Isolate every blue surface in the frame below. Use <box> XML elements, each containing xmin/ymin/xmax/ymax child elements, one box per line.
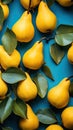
<box><xmin>0</xmin><ymin>0</ymin><xmax>73</xmax><ymax>130</ymax></box>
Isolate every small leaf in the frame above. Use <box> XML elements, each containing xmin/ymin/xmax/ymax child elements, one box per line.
<box><xmin>2</xmin><ymin>67</ymin><xmax>26</xmax><ymax>84</ymax></box>
<box><xmin>55</xmin><ymin>24</ymin><xmax>73</xmax><ymax>46</ymax></box>
<box><xmin>36</xmin><ymin>108</ymin><xmax>57</xmax><ymax>125</ymax></box>
<box><xmin>46</xmin><ymin>0</ymin><xmax>55</xmax><ymax>7</ymax></box>
<box><xmin>0</xmin><ymin>97</ymin><xmax>13</xmax><ymax>123</ymax></box>
<box><xmin>42</xmin><ymin>65</ymin><xmax>54</xmax><ymax>80</ymax></box>
<box><xmin>1</xmin><ymin>0</ymin><xmax>13</xmax><ymax>4</ymax></box>
<box><xmin>13</xmin><ymin>98</ymin><xmax>27</xmax><ymax>119</ymax></box>
<box><xmin>50</xmin><ymin>43</ymin><xmax>65</xmax><ymax>64</ymax></box>
<box><xmin>0</xmin><ymin>6</ymin><xmax>4</xmax><ymax>31</ymax></box>
<box><xmin>33</xmin><ymin>73</ymin><xmax>48</xmax><ymax>98</ymax></box>
<box><xmin>2</xmin><ymin>28</ymin><xmax>17</xmax><ymax>55</ymax></box>
<box><xmin>2</xmin><ymin>127</ymin><xmax>13</xmax><ymax>130</ymax></box>
<box><xmin>69</xmin><ymin>82</ymin><xmax>73</xmax><ymax>97</ymax></box>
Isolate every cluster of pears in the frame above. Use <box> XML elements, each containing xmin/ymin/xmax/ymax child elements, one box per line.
<box><xmin>12</xmin><ymin>0</ymin><xmax>57</xmax><ymax>42</ymax></box>
<box><xmin>0</xmin><ymin>45</ymin><xmax>21</xmax><ymax>70</ymax></box>
<box><xmin>0</xmin><ymin>1</ymin><xmax>9</xmax><ymax>31</ymax></box>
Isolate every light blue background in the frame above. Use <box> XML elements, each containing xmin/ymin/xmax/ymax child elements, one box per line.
<box><xmin>0</xmin><ymin>0</ymin><xmax>73</xmax><ymax>130</ymax></box>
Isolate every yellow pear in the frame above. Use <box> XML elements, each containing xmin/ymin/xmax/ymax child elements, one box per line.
<box><xmin>0</xmin><ymin>2</ymin><xmax>9</xmax><ymax>31</ymax></box>
<box><xmin>0</xmin><ymin>2</ymin><xmax>9</xmax><ymax>19</ymax></box>
<box><xmin>17</xmin><ymin>72</ymin><xmax>37</xmax><ymax>101</ymax></box>
<box><xmin>19</xmin><ymin>104</ymin><xmax>39</xmax><ymax>130</ymax></box>
<box><xmin>46</xmin><ymin>124</ymin><xmax>64</xmax><ymax>130</ymax></box>
<box><xmin>56</xmin><ymin>0</ymin><xmax>73</xmax><ymax>7</ymax></box>
<box><xmin>61</xmin><ymin>107</ymin><xmax>73</xmax><ymax>129</ymax></box>
<box><xmin>20</xmin><ymin>0</ymin><xmax>40</xmax><ymax>9</ymax></box>
<box><xmin>47</xmin><ymin>78</ymin><xmax>70</xmax><ymax>109</ymax></box>
<box><xmin>36</xmin><ymin>1</ymin><xmax>57</xmax><ymax>33</ymax></box>
<box><xmin>67</xmin><ymin>43</ymin><xmax>73</xmax><ymax>64</ymax></box>
<box><xmin>22</xmin><ymin>41</ymin><xmax>44</xmax><ymax>70</ymax></box>
<box><xmin>0</xmin><ymin>71</ymin><xmax>8</xmax><ymax>99</ymax></box>
<box><xmin>12</xmin><ymin>11</ymin><xmax>35</xmax><ymax>42</ymax></box>
<box><xmin>0</xmin><ymin>45</ymin><xmax>21</xmax><ymax>70</ymax></box>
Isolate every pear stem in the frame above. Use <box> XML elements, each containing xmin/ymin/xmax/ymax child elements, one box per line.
<box><xmin>38</xmin><ymin>37</ymin><xmax>54</xmax><ymax>43</ymax></box>
<box><xmin>27</xmin><ymin>0</ymin><xmax>32</xmax><ymax>14</ymax></box>
<box><xmin>66</xmin><ymin>75</ymin><xmax>73</xmax><ymax>81</ymax></box>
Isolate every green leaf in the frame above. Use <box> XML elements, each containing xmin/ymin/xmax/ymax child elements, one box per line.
<box><xmin>0</xmin><ymin>6</ymin><xmax>4</xmax><ymax>31</ymax></box>
<box><xmin>42</xmin><ymin>65</ymin><xmax>54</xmax><ymax>80</ymax></box>
<box><xmin>0</xmin><ymin>97</ymin><xmax>13</xmax><ymax>123</ymax></box>
<box><xmin>1</xmin><ymin>0</ymin><xmax>13</xmax><ymax>4</ymax></box>
<box><xmin>46</xmin><ymin>0</ymin><xmax>55</xmax><ymax>7</ymax></box>
<box><xmin>36</xmin><ymin>108</ymin><xmax>57</xmax><ymax>125</ymax></box>
<box><xmin>2</xmin><ymin>67</ymin><xmax>26</xmax><ymax>84</ymax></box>
<box><xmin>50</xmin><ymin>43</ymin><xmax>65</xmax><ymax>64</ymax></box>
<box><xmin>2</xmin><ymin>28</ymin><xmax>17</xmax><ymax>55</ymax></box>
<box><xmin>69</xmin><ymin>82</ymin><xmax>73</xmax><ymax>97</ymax></box>
<box><xmin>33</xmin><ymin>73</ymin><xmax>48</xmax><ymax>98</ymax></box>
<box><xmin>2</xmin><ymin>127</ymin><xmax>13</xmax><ymax>130</ymax></box>
<box><xmin>13</xmin><ymin>98</ymin><xmax>27</xmax><ymax>119</ymax></box>
<box><xmin>55</xmin><ymin>24</ymin><xmax>73</xmax><ymax>46</ymax></box>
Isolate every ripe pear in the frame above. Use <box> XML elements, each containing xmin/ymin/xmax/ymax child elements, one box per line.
<box><xmin>0</xmin><ymin>71</ymin><xmax>8</xmax><ymax>99</ymax></box>
<box><xmin>17</xmin><ymin>72</ymin><xmax>37</xmax><ymax>101</ymax></box>
<box><xmin>19</xmin><ymin>104</ymin><xmax>39</xmax><ymax>130</ymax></box>
<box><xmin>0</xmin><ymin>45</ymin><xmax>21</xmax><ymax>70</ymax></box>
<box><xmin>20</xmin><ymin>0</ymin><xmax>40</xmax><ymax>9</ymax></box>
<box><xmin>67</xmin><ymin>43</ymin><xmax>73</xmax><ymax>64</ymax></box>
<box><xmin>47</xmin><ymin>78</ymin><xmax>70</xmax><ymax>109</ymax></box>
<box><xmin>22</xmin><ymin>41</ymin><xmax>44</xmax><ymax>70</ymax></box>
<box><xmin>36</xmin><ymin>1</ymin><xmax>57</xmax><ymax>33</ymax></box>
<box><xmin>12</xmin><ymin>11</ymin><xmax>35</xmax><ymax>42</ymax></box>
<box><xmin>56</xmin><ymin>0</ymin><xmax>73</xmax><ymax>7</ymax></box>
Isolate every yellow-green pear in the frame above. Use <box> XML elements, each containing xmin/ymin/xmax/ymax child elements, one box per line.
<box><xmin>12</xmin><ymin>11</ymin><xmax>35</xmax><ymax>43</ymax></box>
<box><xmin>19</xmin><ymin>104</ymin><xmax>39</xmax><ymax>130</ymax></box>
<box><xmin>22</xmin><ymin>41</ymin><xmax>44</xmax><ymax>70</ymax></box>
<box><xmin>36</xmin><ymin>1</ymin><xmax>57</xmax><ymax>33</ymax></box>
<box><xmin>20</xmin><ymin>0</ymin><xmax>41</xmax><ymax>9</ymax></box>
<box><xmin>47</xmin><ymin>78</ymin><xmax>70</xmax><ymax>109</ymax></box>
<box><xmin>56</xmin><ymin>0</ymin><xmax>73</xmax><ymax>7</ymax></box>
<box><xmin>17</xmin><ymin>72</ymin><xmax>37</xmax><ymax>101</ymax></box>
<box><xmin>67</xmin><ymin>43</ymin><xmax>73</xmax><ymax>64</ymax></box>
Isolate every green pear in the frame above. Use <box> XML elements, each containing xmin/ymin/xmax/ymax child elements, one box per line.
<box><xmin>22</xmin><ymin>41</ymin><xmax>44</xmax><ymax>70</ymax></box>
<box><xmin>47</xmin><ymin>78</ymin><xmax>70</xmax><ymax>109</ymax></box>
<box><xmin>12</xmin><ymin>11</ymin><xmax>35</xmax><ymax>42</ymax></box>
<box><xmin>36</xmin><ymin>1</ymin><xmax>57</xmax><ymax>33</ymax></box>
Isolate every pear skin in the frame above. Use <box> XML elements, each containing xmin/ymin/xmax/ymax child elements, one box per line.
<box><xmin>12</xmin><ymin>11</ymin><xmax>35</xmax><ymax>42</ymax></box>
<box><xmin>47</xmin><ymin>78</ymin><xmax>70</xmax><ymax>109</ymax></box>
<box><xmin>17</xmin><ymin>72</ymin><xmax>37</xmax><ymax>101</ymax></box>
<box><xmin>67</xmin><ymin>43</ymin><xmax>73</xmax><ymax>64</ymax></box>
<box><xmin>0</xmin><ymin>2</ymin><xmax>9</xmax><ymax>19</ymax></box>
<box><xmin>56</xmin><ymin>0</ymin><xmax>73</xmax><ymax>7</ymax></box>
<box><xmin>36</xmin><ymin>1</ymin><xmax>57</xmax><ymax>33</ymax></box>
<box><xmin>19</xmin><ymin>104</ymin><xmax>39</xmax><ymax>130</ymax></box>
<box><xmin>0</xmin><ymin>45</ymin><xmax>21</xmax><ymax>70</ymax></box>
<box><xmin>0</xmin><ymin>71</ymin><xmax>8</xmax><ymax>98</ymax></box>
<box><xmin>22</xmin><ymin>41</ymin><xmax>44</xmax><ymax>70</ymax></box>
<box><xmin>20</xmin><ymin>0</ymin><xmax>40</xmax><ymax>9</ymax></box>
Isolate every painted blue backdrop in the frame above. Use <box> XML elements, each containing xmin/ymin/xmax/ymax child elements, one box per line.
<box><xmin>0</xmin><ymin>0</ymin><xmax>73</xmax><ymax>130</ymax></box>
